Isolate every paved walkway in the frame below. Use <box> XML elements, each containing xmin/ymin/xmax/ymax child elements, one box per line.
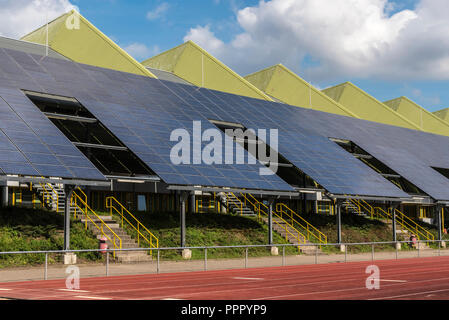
<box><xmin>1</xmin><ymin>247</ymin><xmax>448</xmax><ymax>283</ymax></box>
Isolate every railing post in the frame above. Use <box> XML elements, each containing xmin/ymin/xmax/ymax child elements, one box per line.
<box><xmin>204</xmin><ymin>248</ymin><xmax>207</xmax><ymax>271</ymax></box>
<box><xmin>157</xmin><ymin>249</ymin><xmax>160</xmax><ymax>274</ymax></box>
<box><xmin>282</xmin><ymin>246</ymin><xmax>285</xmax><ymax>266</ymax></box>
<box><xmin>396</xmin><ymin>241</ymin><xmax>399</xmax><ymax>260</ymax></box>
<box><xmin>392</xmin><ymin>207</ymin><xmax>397</xmax><ymax>243</ymax></box>
<box><xmin>44</xmin><ymin>253</ymin><xmax>48</xmax><ymax>280</ymax></box>
<box><xmin>106</xmin><ymin>252</ymin><xmax>109</xmax><ymax>277</ymax></box>
<box><xmin>245</xmin><ymin>247</ymin><xmax>248</xmax><ymax>269</ymax></box>
<box><xmin>372</xmin><ymin>244</ymin><xmax>375</xmax><ymax>261</ymax></box>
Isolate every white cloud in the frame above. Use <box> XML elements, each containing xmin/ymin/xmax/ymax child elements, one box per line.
<box><xmin>0</xmin><ymin>0</ymin><xmax>76</xmax><ymax>39</ymax></box>
<box><xmin>123</xmin><ymin>42</ymin><xmax>160</xmax><ymax>61</ymax></box>
<box><xmin>146</xmin><ymin>2</ymin><xmax>170</xmax><ymax>21</ymax></box>
<box><xmin>183</xmin><ymin>0</ymin><xmax>449</xmax><ymax>81</ymax></box>
<box><xmin>184</xmin><ymin>25</ymin><xmax>224</xmax><ymax>53</ymax></box>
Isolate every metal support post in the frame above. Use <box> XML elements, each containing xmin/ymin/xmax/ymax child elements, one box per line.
<box><xmin>180</xmin><ymin>192</ymin><xmax>188</xmax><ymax>248</ymax></box>
<box><xmin>336</xmin><ymin>200</ymin><xmax>342</xmax><ymax>244</ymax></box>
<box><xmin>63</xmin><ymin>185</ymin><xmax>75</xmax><ymax>251</ymax></box>
<box><xmin>268</xmin><ymin>198</ymin><xmax>274</xmax><ymax>245</ymax></box>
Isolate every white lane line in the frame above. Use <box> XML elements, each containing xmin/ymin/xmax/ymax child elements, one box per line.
<box><xmin>162</xmin><ymin>298</ymin><xmax>185</xmax><ymax>300</ymax></box>
<box><xmin>370</xmin><ymin>288</ymin><xmax>449</xmax><ymax>300</ymax></box>
<box><xmin>232</xmin><ymin>277</ymin><xmax>264</xmax><ymax>281</ymax></box>
<box><xmin>379</xmin><ymin>280</ymin><xmax>407</xmax><ymax>283</ymax></box>
<box><xmin>58</xmin><ymin>289</ymin><xmax>90</xmax><ymax>293</ymax></box>
<box><xmin>0</xmin><ymin>289</ymin><xmax>12</xmax><ymax>291</ymax></box>
<box><xmin>74</xmin><ymin>296</ymin><xmax>112</xmax><ymax>300</ymax></box>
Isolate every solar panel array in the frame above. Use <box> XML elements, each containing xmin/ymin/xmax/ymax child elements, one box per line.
<box><xmin>156</xmin><ymin>81</ymin><xmax>409</xmax><ymax>198</ymax></box>
<box><xmin>73</xmin><ymin>68</ymin><xmax>292</xmax><ymax>192</ymax></box>
<box><xmin>3</xmin><ymin>45</ymin><xmax>449</xmax><ymax>199</ymax></box>
<box><xmin>0</xmin><ymin>49</ymin><xmax>105</xmax><ymax>181</ymax></box>
<box><xmin>0</xmin><ymin>47</ymin><xmax>293</xmax><ymax>192</ymax></box>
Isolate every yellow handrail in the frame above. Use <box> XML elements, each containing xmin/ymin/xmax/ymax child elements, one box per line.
<box><xmin>71</xmin><ymin>191</ymin><xmax>122</xmax><ymax>258</ymax></box>
<box><xmin>350</xmin><ymin>199</ymin><xmax>434</xmax><ymax>242</ymax></box>
<box><xmin>196</xmin><ymin>197</ymin><xmax>215</xmax><ymax>213</ymax></box>
<box><xmin>348</xmin><ymin>198</ymin><xmax>374</xmax><ymax>218</ymax></box>
<box><xmin>72</xmin><ymin>187</ymin><xmax>88</xmax><ymax>218</ymax></box>
<box><xmin>241</xmin><ymin>193</ymin><xmax>306</xmax><ymax>249</ymax></box>
<box><xmin>393</xmin><ymin>208</ymin><xmax>434</xmax><ymax>241</ymax></box>
<box><xmin>276</xmin><ymin>203</ymin><xmax>327</xmax><ymax>244</ymax></box>
<box><xmin>106</xmin><ymin>196</ymin><xmax>159</xmax><ymax>253</ymax></box>
<box><xmin>38</xmin><ymin>183</ymin><xmax>58</xmax><ymax>211</ymax></box>
<box><xmin>223</xmin><ymin>192</ymin><xmax>243</xmax><ymax>215</ymax></box>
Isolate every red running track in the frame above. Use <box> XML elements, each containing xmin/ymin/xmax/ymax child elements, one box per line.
<box><xmin>1</xmin><ymin>256</ymin><xmax>449</xmax><ymax>300</ymax></box>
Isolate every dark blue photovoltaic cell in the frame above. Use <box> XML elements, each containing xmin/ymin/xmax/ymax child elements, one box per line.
<box><xmin>3</xmin><ymin>45</ymin><xmax>449</xmax><ymax>197</ymax></box>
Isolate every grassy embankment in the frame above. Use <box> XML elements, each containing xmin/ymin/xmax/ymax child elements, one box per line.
<box><xmin>0</xmin><ymin>207</ymin><xmax>101</xmax><ymax>268</ymax></box>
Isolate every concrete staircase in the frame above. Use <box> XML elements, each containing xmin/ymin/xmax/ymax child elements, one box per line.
<box><xmin>342</xmin><ymin>200</ymin><xmax>368</xmax><ymax>217</ymax></box>
<box><xmin>345</xmin><ymin>200</ymin><xmax>431</xmax><ymax>250</ymax></box>
<box><xmin>79</xmin><ymin>215</ymin><xmax>153</xmax><ymax>263</ymax></box>
<box><xmin>33</xmin><ymin>183</ymin><xmax>154</xmax><ymax>262</ymax></box>
<box><xmin>33</xmin><ymin>183</ymin><xmax>75</xmax><ymax>213</ymax></box>
<box><xmin>380</xmin><ymin>218</ymin><xmax>430</xmax><ymax>250</ymax></box>
<box><xmin>219</xmin><ymin>193</ymin><xmax>256</xmax><ymax>216</ymax></box>
<box><xmin>262</xmin><ymin>217</ymin><xmax>320</xmax><ymax>255</ymax></box>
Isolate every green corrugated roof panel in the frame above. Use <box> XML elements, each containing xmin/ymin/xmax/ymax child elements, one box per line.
<box><xmin>21</xmin><ymin>10</ymin><xmax>156</xmax><ymax>78</ymax></box>
<box><xmin>322</xmin><ymin>82</ymin><xmax>421</xmax><ymax>130</ymax></box>
<box><xmin>434</xmin><ymin>108</ymin><xmax>449</xmax><ymax>123</ymax></box>
<box><xmin>0</xmin><ymin>36</ymin><xmax>69</xmax><ymax>60</ymax></box>
<box><xmin>384</xmin><ymin>97</ymin><xmax>449</xmax><ymax>136</ymax></box>
<box><xmin>141</xmin><ymin>41</ymin><xmax>273</xmax><ymax>101</ymax></box>
<box><xmin>245</xmin><ymin>64</ymin><xmax>358</xmax><ymax>117</ymax></box>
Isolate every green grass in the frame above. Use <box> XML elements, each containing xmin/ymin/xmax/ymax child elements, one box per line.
<box><xmin>1</xmin><ymin>205</ymin><xmax>444</xmax><ymax>267</ymax></box>
<box><xmin>291</xmin><ymin>213</ymin><xmax>405</xmax><ymax>254</ymax></box>
<box><xmin>0</xmin><ymin>207</ymin><xmax>101</xmax><ymax>268</ymax></box>
<box><xmin>104</xmin><ymin>210</ymin><xmax>299</xmax><ymax>260</ymax></box>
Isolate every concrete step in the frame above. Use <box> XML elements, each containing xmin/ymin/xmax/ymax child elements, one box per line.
<box><xmin>115</xmin><ymin>251</ymin><xmax>153</xmax><ymax>263</ymax></box>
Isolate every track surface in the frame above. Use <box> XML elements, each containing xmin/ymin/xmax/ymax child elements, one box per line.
<box><xmin>1</xmin><ymin>256</ymin><xmax>449</xmax><ymax>300</ymax></box>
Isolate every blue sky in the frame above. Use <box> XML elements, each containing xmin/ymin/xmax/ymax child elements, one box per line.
<box><xmin>2</xmin><ymin>0</ymin><xmax>448</xmax><ymax>112</ymax></box>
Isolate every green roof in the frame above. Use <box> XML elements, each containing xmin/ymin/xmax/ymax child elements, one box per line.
<box><xmin>141</xmin><ymin>41</ymin><xmax>272</xmax><ymax>101</ymax></box>
<box><xmin>322</xmin><ymin>82</ymin><xmax>421</xmax><ymax>130</ymax></box>
<box><xmin>433</xmin><ymin>108</ymin><xmax>449</xmax><ymax>123</ymax></box>
<box><xmin>245</xmin><ymin>64</ymin><xmax>358</xmax><ymax>117</ymax></box>
<box><xmin>21</xmin><ymin>10</ymin><xmax>155</xmax><ymax>78</ymax></box>
<box><xmin>384</xmin><ymin>97</ymin><xmax>449</xmax><ymax>136</ymax></box>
